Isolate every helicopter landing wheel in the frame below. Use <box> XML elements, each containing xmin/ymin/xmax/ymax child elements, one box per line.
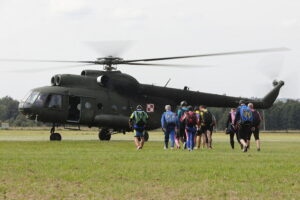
<box><xmin>99</xmin><ymin>129</ymin><xmax>111</xmax><ymax>141</ymax></box>
<box><xmin>144</xmin><ymin>131</ymin><xmax>149</xmax><ymax>142</ymax></box>
<box><xmin>50</xmin><ymin>133</ymin><xmax>62</xmax><ymax>141</ymax></box>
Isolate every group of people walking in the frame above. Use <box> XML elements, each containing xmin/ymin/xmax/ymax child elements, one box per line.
<box><xmin>225</xmin><ymin>100</ymin><xmax>262</xmax><ymax>152</ymax></box>
<box><xmin>129</xmin><ymin>100</ymin><xmax>262</xmax><ymax>152</ymax></box>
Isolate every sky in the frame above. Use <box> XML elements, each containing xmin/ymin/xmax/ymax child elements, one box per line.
<box><xmin>0</xmin><ymin>0</ymin><xmax>299</xmax><ymax>100</ymax></box>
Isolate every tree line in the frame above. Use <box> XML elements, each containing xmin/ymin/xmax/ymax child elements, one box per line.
<box><xmin>0</xmin><ymin>96</ymin><xmax>299</xmax><ymax>130</ymax></box>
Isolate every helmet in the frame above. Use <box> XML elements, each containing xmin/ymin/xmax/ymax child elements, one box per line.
<box><xmin>239</xmin><ymin>100</ymin><xmax>245</xmax><ymax>105</ymax></box>
<box><xmin>180</xmin><ymin>100</ymin><xmax>188</xmax><ymax>106</ymax></box>
<box><xmin>136</xmin><ymin>105</ymin><xmax>143</xmax><ymax>110</ymax></box>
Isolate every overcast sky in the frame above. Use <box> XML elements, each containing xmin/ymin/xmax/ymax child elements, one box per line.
<box><xmin>0</xmin><ymin>0</ymin><xmax>299</xmax><ymax>100</ymax></box>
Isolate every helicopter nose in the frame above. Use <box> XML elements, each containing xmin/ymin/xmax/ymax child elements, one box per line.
<box><xmin>18</xmin><ymin>102</ymin><xmax>34</xmax><ymax>117</ymax></box>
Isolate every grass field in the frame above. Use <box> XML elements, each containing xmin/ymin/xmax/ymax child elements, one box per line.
<box><xmin>0</xmin><ymin>129</ymin><xmax>300</xmax><ymax>200</ymax></box>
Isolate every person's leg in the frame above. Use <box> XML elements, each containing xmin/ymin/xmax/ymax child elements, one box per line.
<box><xmin>180</xmin><ymin>127</ymin><xmax>185</xmax><ymax>146</ymax></box>
<box><xmin>175</xmin><ymin>134</ymin><xmax>180</xmax><ymax>149</ymax></box>
<box><xmin>185</xmin><ymin>129</ymin><xmax>190</xmax><ymax>150</ymax></box>
<box><xmin>196</xmin><ymin>133</ymin><xmax>201</xmax><ymax>148</ymax></box>
<box><xmin>140</xmin><ymin>137</ymin><xmax>145</xmax><ymax>149</ymax></box>
<box><xmin>164</xmin><ymin>130</ymin><xmax>170</xmax><ymax>149</ymax></box>
<box><xmin>248</xmin><ymin>131</ymin><xmax>252</xmax><ymax>149</ymax></box>
<box><xmin>183</xmin><ymin>127</ymin><xmax>187</xmax><ymax>149</ymax></box>
<box><xmin>191</xmin><ymin>132</ymin><xmax>195</xmax><ymax>150</ymax></box>
<box><xmin>230</xmin><ymin>132</ymin><xmax>234</xmax><ymax>149</ymax></box>
<box><xmin>207</xmin><ymin>130</ymin><xmax>212</xmax><ymax>149</ymax></box>
<box><xmin>210</xmin><ymin>127</ymin><xmax>213</xmax><ymax>148</ymax></box>
<box><xmin>238</xmin><ymin>126</ymin><xmax>248</xmax><ymax>152</ymax></box>
<box><xmin>134</xmin><ymin>136</ymin><xmax>140</xmax><ymax>148</ymax></box>
<box><xmin>170</xmin><ymin>129</ymin><xmax>175</xmax><ymax>149</ymax></box>
<box><xmin>254</xmin><ymin>128</ymin><xmax>261</xmax><ymax>151</ymax></box>
<box><xmin>194</xmin><ymin>133</ymin><xmax>197</xmax><ymax>148</ymax></box>
<box><xmin>202</xmin><ymin>132</ymin><xmax>207</xmax><ymax>148</ymax></box>
<box><xmin>236</xmin><ymin>131</ymin><xmax>243</xmax><ymax>149</ymax></box>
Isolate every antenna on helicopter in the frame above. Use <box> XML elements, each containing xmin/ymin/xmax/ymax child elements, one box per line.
<box><xmin>164</xmin><ymin>78</ymin><xmax>171</xmax><ymax>87</ymax></box>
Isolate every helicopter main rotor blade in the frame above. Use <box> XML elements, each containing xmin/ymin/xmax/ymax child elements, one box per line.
<box><xmin>125</xmin><ymin>63</ymin><xmax>213</xmax><ymax>68</ymax></box>
<box><xmin>122</xmin><ymin>47</ymin><xmax>289</xmax><ymax>63</ymax></box>
<box><xmin>0</xmin><ymin>59</ymin><xmax>97</xmax><ymax>64</ymax></box>
<box><xmin>1</xmin><ymin>63</ymin><xmax>97</xmax><ymax>73</ymax></box>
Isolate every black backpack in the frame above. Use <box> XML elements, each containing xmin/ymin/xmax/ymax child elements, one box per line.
<box><xmin>201</xmin><ymin>110</ymin><xmax>213</xmax><ymax>126</ymax></box>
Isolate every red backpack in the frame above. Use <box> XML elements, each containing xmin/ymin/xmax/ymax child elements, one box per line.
<box><xmin>185</xmin><ymin>111</ymin><xmax>197</xmax><ymax>127</ymax></box>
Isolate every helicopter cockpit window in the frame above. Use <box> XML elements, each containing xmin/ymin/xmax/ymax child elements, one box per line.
<box><xmin>34</xmin><ymin>93</ymin><xmax>48</xmax><ymax>107</ymax></box>
<box><xmin>48</xmin><ymin>94</ymin><xmax>62</xmax><ymax>109</ymax></box>
<box><xmin>26</xmin><ymin>92</ymin><xmax>40</xmax><ymax>104</ymax></box>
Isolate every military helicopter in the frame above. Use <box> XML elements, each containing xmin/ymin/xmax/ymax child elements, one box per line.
<box><xmin>3</xmin><ymin>47</ymin><xmax>287</xmax><ymax>141</ymax></box>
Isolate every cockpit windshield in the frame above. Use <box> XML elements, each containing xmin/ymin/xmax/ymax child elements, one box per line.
<box><xmin>22</xmin><ymin>92</ymin><xmax>62</xmax><ymax>109</ymax></box>
<box><xmin>34</xmin><ymin>93</ymin><xmax>48</xmax><ymax>107</ymax></box>
<box><xmin>25</xmin><ymin>92</ymin><xmax>40</xmax><ymax>104</ymax></box>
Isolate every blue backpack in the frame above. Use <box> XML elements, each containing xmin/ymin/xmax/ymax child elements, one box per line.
<box><xmin>165</xmin><ymin>112</ymin><xmax>177</xmax><ymax>126</ymax></box>
<box><xmin>239</xmin><ymin>105</ymin><xmax>253</xmax><ymax>124</ymax></box>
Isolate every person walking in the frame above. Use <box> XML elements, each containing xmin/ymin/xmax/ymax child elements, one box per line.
<box><xmin>225</xmin><ymin>108</ymin><xmax>241</xmax><ymax>149</ymax></box>
<box><xmin>129</xmin><ymin>105</ymin><xmax>149</xmax><ymax>150</ymax></box>
<box><xmin>161</xmin><ymin>105</ymin><xmax>178</xmax><ymax>149</ymax></box>
<box><xmin>180</xmin><ymin>106</ymin><xmax>197</xmax><ymax>151</ymax></box>
<box><xmin>234</xmin><ymin>100</ymin><xmax>253</xmax><ymax>152</ymax></box>
<box><xmin>199</xmin><ymin>105</ymin><xmax>214</xmax><ymax>149</ymax></box>
<box><xmin>247</xmin><ymin>103</ymin><xmax>262</xmax><ymax>151</ymax></box>
<box><xmin>177</xmin><ymin>101</ymin><xmax>188</xmax><ymax>149</ymax></box>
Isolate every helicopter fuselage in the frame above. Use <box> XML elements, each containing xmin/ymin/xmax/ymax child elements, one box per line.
<box><xmin>18</xmin><ymin>70</ymin><xmax>284</xmax><ymax>133</ymax></box>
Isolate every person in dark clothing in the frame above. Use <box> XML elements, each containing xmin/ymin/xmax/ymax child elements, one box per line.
<box><xmin>225</xmin><ymin>108</ymin><xmax>242</xmax><ymax>149</ymax></box>
<box><xmin>234</xmin><ymin>100</ymin><xmax>253</xmax><ymax>152</ymax></box>
<box><xmin>247</xmin><ymin>103</ymin><xmax>262</xmax><ymax>151</ymax></box>
<box><xmin>177</xmin><ymin>101</ymin><xmax>188</xmax><ymax>149</ymax></box>
<box><xmin>180</xmin><ymin>106</ymin><xmax>197</xmax><ymax>151</ymax></box>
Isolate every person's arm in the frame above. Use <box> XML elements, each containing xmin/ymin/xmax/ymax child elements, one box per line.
<box><xmin>180</xmin><ymin>112</ymin><xmax>186</xmax><ymax>123</ymax></box>
<box><xmin>234</xmin><ymin>108</ymin><xmax>240</xmax><ymax>126</ymax></box>
<box><xmin>225</xmin><ymin>113</ymin><xmax>231</xmax><ymax>128</ymax></box>
<box><xmin>161</xmin><ymin>113</ymin><xmax>166</xmax><ymax>131</ymax></box>
<box><xmin>257</xmin><ymin>111</ymin><xmax>262</xmax><ymax>127</ymax></box>
<box><xmin>129</xmin><ymin>112</ymin><xmax>135</xmax><ymax>128</ymax></box>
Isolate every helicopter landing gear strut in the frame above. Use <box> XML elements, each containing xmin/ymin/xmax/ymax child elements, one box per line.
<box><xmin>99</xmin><ymin>128</ymin><xmax>111</xmax><ymax>141</ymax></box>
<box><xmin>50</xmin><ymin>124</ymin><xmax>62</xmax><ymax>141</ymax></box>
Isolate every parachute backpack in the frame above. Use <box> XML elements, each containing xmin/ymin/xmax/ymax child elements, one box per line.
<box><xmin>134</xmin><ymin>111</ymin><xmax>147</xmax><ymax>126</ymax></box>
<box><xmin>165</xmin><ymin>112</ymin><xmax>177</xmax><ymax>126</ymax></box>
<box><xmin>201</xmin><ymin>110</ymin><xmax>213</xmax><ymax>126</ymax></box>
<box><xmin>186</xmin><ymin>112</ymin><xmax>197</xmax><ymax>127</ymax></box>
<box><xmin>239</xmin><ymin>105</ymin><xmax>253</xmax><ymax>124</ymax></box>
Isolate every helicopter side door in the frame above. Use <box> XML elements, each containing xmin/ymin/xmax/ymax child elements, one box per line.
<box><xmin>80</xmin><ymin>97</ymin><xmax>96</xmax><ymax>125</ymax></box>
<box><xmin>67</xmin><ymin>96</ymin><xmax>81</xmax><ymax>123</ymax></box>
<box><xmin>67</xmin><ymin>96</ymin><xmax>96</xmax><ymax>125</ymax></box>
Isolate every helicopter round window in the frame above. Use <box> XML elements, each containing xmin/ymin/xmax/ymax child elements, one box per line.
<box><xmin>85</xmin><ymin>102</ymin><xmax>91</xmax><ymax>109</ymax></box>
<box><xmin>77</xmin><ymin>104</ymin><xmax>81</xmax><ymax>111</ymax></box>
<box><xmin>111</xmin><ymin>105</ymin><xmax>118</xmax><ymax>111</ymax></box>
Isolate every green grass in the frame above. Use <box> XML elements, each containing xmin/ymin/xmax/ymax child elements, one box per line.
<box><xmin>0</xmin><ymin>130</ymin><xmax>300</xmax><ymax>199</ymax></box>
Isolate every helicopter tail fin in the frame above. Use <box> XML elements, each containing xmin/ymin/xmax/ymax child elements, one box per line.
<box><xmin>260</xmin><ymin>80</ymin><xmax>285</xmax><ymax>108</ymax></box>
